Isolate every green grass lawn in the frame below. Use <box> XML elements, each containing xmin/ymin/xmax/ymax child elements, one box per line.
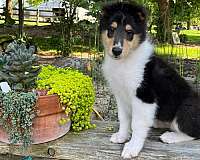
<box><xmin>180</xmin><ymin>30</ymin><xmax>200</xmax><ymax>43</ymax></box>
<box><xmin>155</xmin><ymin>44</ymin><xmax>200</xmax><ymax>59</ymax></box>
<box><xmin>23</xmin><ymin>35</ymin><xmax>200</xmax><ymax>60</ymax></box>
<box><xmin>0</xmin><ymin>19</ymin><xmax>50</xmax><ymax>26</ymax></box>
<box><xmin>23</xmin><ymin>21</ymin><xmax>51</xmax><ymax>26</ymax></box>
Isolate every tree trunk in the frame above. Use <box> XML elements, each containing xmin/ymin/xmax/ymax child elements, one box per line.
<box><xmin>157</xmin><ymin>0</ymin><xmax>172</xmax><ymax>43</ymax></box>
<box><xmin>5</xmin><ymin>0</ymin><xmax>15</xmax><ymax>25</ymax></box>
<box><xmin>18</xmin><ymin>0</ymin><xmax>24</xmax><ymax>38</ymax></box>
<box><xmin>187</xmin><ymin>20</ymin><xmax>191</xmax><ymax>30</ymax></box>
<box><xmin>60</xmin><ymin>1</ymin><xmax>79</xmax><ymax>57</ymax></box>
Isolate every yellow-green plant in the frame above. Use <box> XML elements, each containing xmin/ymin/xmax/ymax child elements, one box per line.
<box><xmin>36</xmin><ymin>65</ymin><xmax>95</xmax><ymax>131</ymax></box>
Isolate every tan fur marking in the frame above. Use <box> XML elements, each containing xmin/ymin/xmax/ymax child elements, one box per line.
<box><xmin>102</xmin><ymin>31</ymin><xmax>141</xmax><ymax>59</ymax></box>
<box><xmin>125</xmin><ymin>24</ymin><xmax>133</xmax><ymax>31</ymax></box>
<box><xmin>111</xmin><ymin>22</ymin><xmax>118</xmax><ymax>28</ymax></box>
<box><xmin>122</xmin><ymin>34</ymin><xmax>141</xmax><ymax>58</ymax></box>
<box><xmin>138</xmin><ymin>12</ymin><xmax>145</xmax><ymax>21</ymax></box>
<box><xmin>122</xmin><ymin>40</ymin><xmax>129</xmax><ymax>58</ymax></box>
<box><xmin>129</xmin><ymin>34</ymin><xmax>140</xmax><ymax>49</ymax></box>
<box><xmin>101</xmin><ymin>31</ymin><xmax>114</xmax><ymax>57</ymax></box>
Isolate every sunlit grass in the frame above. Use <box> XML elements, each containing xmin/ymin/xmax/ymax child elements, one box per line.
<box><xmin>155</xmin><ymin>44</ymin><xmax>200</xmax><ymax>59</ymax></box>
<box><xmin>0</xmin><ymin>20</ymin><xmax>4</xmax><ymax>24</ymax></box>
<box><xmin>180</xmin><ymin>30</ymin><xmax>200</xmax><ymax>43</ymax></box>
<box><xmin>0</xmin><ymin>19</ymin><xmax>50</xmax><ymax>26</ymax></box>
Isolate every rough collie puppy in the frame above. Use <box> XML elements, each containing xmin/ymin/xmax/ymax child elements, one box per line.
<box><xmin>100</xmin><ymin>2</ymin><xmax>200</xmax><ymax>159</ymax></box>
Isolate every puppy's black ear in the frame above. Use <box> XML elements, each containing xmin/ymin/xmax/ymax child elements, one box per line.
<box><xmin>137</xmin><ymin>10</ymin><xmax>146</xmax><ymax>22</ymax></box>
<box><xmin>122</xmin><ymin>2</ymin><xmax>147</xmax><ymax>23</ymax></box>
<box><xmin>100</xmin><ymin>3</ymin><xmax>113</xmax><ymax>19</ymax></box>
<box><xmin>135</xmin><ymin>5</ymin><xmax>147</xmax><ymax>23</ymax></box>
<box><xmin>100</xmin><ymin>4</ymin><xmax>113</xmax><ymax>32</ymax></box>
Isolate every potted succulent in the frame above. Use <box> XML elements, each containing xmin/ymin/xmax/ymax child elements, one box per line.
<box><xmin>0</xmin><ymin>40</ymin><xmax>40</xmax><ymax>90</ymax></box>
<box><xmin>0</xmin><ymin>90</ymin><xmax>37</xmax><ymax>148</ymax></box>
<box><xmin>0</xmin><ymin>40</ymin><xmax>96</xmax><ymax>148</ymax></box>
<box><xmin>0</xmin><ymin>40</ymin><xmax>44</xmax><ymax>147</ymax></box>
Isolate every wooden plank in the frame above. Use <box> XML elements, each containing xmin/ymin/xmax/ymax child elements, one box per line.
<box><xmin>0</xmin><ymin>121</ymin><xmax>200</xmax><ymax>160</ymax></box>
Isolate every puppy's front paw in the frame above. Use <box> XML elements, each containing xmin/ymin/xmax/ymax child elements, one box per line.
<box><xmin>121</xmin><ymin>142</ymin><xmax>141</xmax><ymax>159</ymax></box>
<box><xmin>110</xmin><ymin>132</ymin><xmax>129</xmax><ymax>144</ymax></box>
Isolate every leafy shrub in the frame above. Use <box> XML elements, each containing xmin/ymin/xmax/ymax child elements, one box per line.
<box><xmin>0</xmin><ymin>90</ymin><xmax>37</xmax><ymax>148</ymax></box>
<box><xmin>32</xmin><ymin>36</ymin><xmax>62</xmax><ymax>52</ymax></box>
<box><xmin>36</xmin><ymin>65</ymin><xmax>96</xmax><ymax>131</ymax></box>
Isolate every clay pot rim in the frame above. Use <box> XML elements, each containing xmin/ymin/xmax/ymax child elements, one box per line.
<box><xmin>34</xmin><ymin>89</ymin><xmax>58</xmax><ymax>98</ymax></box>
<box><xmin>37</xmin><ymin>94</ymin><xmax>58</xmax><ymax>99</ymax></box>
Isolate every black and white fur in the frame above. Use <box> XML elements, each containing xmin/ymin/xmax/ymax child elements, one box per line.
<box><xmin>100</xmin><ymin>2</ymin><xmax>200</xmax><ymax>159</ymax></box>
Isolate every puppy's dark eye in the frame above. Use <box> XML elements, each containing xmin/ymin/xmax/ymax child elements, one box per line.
<box><xmin>126</xmin><ymin>30</ymin><xmax>134</xmax><ymax>40</ymax></box>
<box><xmin>107</xmin><ymin>27</ymin><xmax>115</xmax><ymax>37</ymax></box>
<box><xmin>126</xmin><ymin>30</ymin><xmax>134</xmax><ymax>36</ymax></box>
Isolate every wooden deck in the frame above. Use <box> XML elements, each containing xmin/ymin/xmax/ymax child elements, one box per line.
<box><xmin>0</xmin><ymin>121</ymin><xmax>200</xmax><ymax>160</ymax></box>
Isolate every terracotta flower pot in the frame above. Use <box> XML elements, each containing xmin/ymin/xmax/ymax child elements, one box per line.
<box><xmin>0</xmin><ymin>94</ymin><xmax>71</xmax><ymax>144</ymax></box>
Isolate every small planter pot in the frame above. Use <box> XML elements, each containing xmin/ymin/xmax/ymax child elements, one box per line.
<box><xmin>0</xmin><ymin>93</ymin><xmax>71</xmax><ymax>144</ymax></box>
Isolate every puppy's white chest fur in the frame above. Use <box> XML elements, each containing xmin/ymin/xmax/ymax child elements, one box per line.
<box><xmin>103</xmin><ymin>40</ymin><xmax>153</xmax><ymax>103</ymax></box>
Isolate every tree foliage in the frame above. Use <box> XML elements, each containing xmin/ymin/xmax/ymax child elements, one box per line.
<box><xmin>26</xmin><ymin>0</ymin><xmax>44</xmax><ymax>6</ymax></box>
<box><xmin>59</xmin><ymin>0</ymin><xmax>90</xmax><ymax>56</ymax></box>
<box><xmin>172</xmin><ymin>0</ymin><xmax>200</xmax><ymax>21</ymax></box>
<box><xmin>6</xmin><ymin>0</ymin><xmax>199</xmax><ymax>45</ymax></box>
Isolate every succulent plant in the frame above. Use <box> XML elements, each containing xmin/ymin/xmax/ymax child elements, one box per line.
<box><xmin>0</xmin><ymin>54</ymin><xmax>7</xmax><ymax>70</ymax></box>
<box><xmin>0</xmin><ymin>90</ymin><xmax>37</xmax><ymax>148</ymax></box>
<box><xmin>0</xmin><ymin>41</ymin><xmax>41</xmax><ymax>91</ymax></box>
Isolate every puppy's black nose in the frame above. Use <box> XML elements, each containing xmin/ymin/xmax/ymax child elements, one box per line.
<box><xmin>112</xmin><ymin>47</ymin><xmax>122</xmax><ymax>56</ymax></box>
